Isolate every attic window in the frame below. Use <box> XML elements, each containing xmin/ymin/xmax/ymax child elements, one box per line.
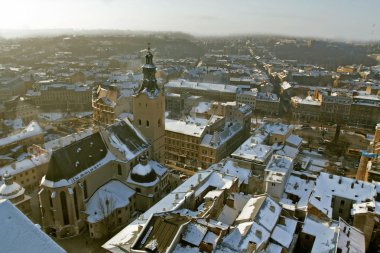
<box><xmin>255</xmin><ymin>230</ymin><xmax>262</xmax><ymax>239</ymax></box>
<box><xmin>269</xmin><ymin>205</ymin><xmax>275</xmax><ymax>212</ymax></box>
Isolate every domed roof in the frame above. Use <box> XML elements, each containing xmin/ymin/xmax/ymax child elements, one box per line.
<box><xmin>0</xmin><ymin>172</ymin><xmax>25</xmax><ymax>200</ymax></box>
<box><xmin>130</xmin><ymin>155</ymin><xmax>157</xmax><ymax>184</ymax></box>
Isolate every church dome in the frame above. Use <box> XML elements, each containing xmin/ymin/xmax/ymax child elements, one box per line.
<box><xmin>130</xmin><ymin>155</ymin><xmax>157</xmax><ymax>183</ymax></box>
<box><xmin>0</xmin><ymin>172</ymin><xmax>25</xmax><ymax>200</ymax></box>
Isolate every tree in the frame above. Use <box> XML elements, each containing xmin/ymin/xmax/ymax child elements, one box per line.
<box><xmin>97</xmin><ymin>193</ymin><xmax>116</xmax><ymax>237</ymax></box>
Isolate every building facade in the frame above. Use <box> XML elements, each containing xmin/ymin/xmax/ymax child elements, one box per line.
<box><xmin>38</xmin><ymin>120</ymin><xmax>170</xmax><ymax>239</ymax></box>
<box><xmin>133</xmin><ymin>46</ymin><xmax>165</xmax><ymax>163</ymax></box>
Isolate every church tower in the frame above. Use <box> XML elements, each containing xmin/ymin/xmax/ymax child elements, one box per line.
<box><xmin>133</xmin><ymin>44</ymin><xmax>165</xmax><ymax>163</ymax></box>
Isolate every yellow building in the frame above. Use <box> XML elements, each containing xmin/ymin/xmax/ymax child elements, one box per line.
<box><xmin>0</xmin><ymin>172</ymin><xmax>31</xmax><ymax>215</ymax></box>
<box><xmin>0</xmin><ymin>151</ymin><xmax>49</xmax><ymax>192</ymax></box>
<box><xmin>133</xmin><ymin>46</ymin><xmax>165</xmax><ymax>163</ymax></box>
<box><xmin>92</xmin><ymin>84</ymin><xmax>133</xmax><ymax>126</ymax></box>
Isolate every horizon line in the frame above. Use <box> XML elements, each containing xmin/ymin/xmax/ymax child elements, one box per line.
<box><xmin>0</xmin><ymin>28</ymin><xmax>379</xmax><ymax>44</ymax></box>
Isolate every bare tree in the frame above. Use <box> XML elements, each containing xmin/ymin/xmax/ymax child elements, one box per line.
<box><xmin>97</xmin><ymin>193</ymin><xmax>116</xmax><ymax>237</ymax></box>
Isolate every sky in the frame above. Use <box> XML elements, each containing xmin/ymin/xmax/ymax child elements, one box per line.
<box><xmin>0</xmin><ymin>0</ymin><xmax>379</xmax><ymax>41</ymax></box>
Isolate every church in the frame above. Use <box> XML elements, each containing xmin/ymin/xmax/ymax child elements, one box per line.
<box><xmin>39</xmin><ymin>46</ymin><xmax>169</xmax><ymax>239</ymax></box>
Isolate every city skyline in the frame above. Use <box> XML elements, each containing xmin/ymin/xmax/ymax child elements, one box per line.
<box><xmin>0</xmin><ymin>0</ymin><xmax>379</xmax><ymax>41</ymax></box>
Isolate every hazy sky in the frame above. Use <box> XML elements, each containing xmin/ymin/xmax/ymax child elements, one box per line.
<box><xmin>0</xmin><ymin>0</ymin><xmax>379</xmax><ymax>40</ymax></box>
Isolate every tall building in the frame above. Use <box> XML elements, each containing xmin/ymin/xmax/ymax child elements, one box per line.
<box><xmin>39</xmin><ymin>120</ymin><xmax>170</xmax><ymax>239</ymax></box>
<box><xmin>133</xmin><ymin>45</ymin><xmax>165</xmax><ymax>163</ymax></box>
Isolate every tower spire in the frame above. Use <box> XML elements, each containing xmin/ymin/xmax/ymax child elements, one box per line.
<box><xmin>138</xmin><ymin>43</ymin><xmax>159</xmax><ymax>95</ymax></box>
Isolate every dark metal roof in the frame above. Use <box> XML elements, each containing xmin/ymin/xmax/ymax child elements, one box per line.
<box><xmin>45</xmin><ymin>120</ymin><xmax>147</xmax><ymax>183</ymax></box>
<box><xmin>106</xmin><ymin>120</ymin><xmax>148</xmax><ymax>153</ymax></box>
<box><xmin>45</xmin><ymin>132</ymin><xmax>107</xmax><ymax>182</ymax></box>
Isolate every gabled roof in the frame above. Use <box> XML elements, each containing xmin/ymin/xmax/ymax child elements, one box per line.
<box><xmin>106</xmin><ymin>120</ymin><xmax>148</xmax><ymax>159</ymax></box>
<box><xmin>45</xmin><ymin>132</ymin><xmax>108</xmax><ymax>182</ymax></box>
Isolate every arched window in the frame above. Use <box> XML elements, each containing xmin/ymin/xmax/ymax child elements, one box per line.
<box><xmin>118</xmin><ymin>164</ymin><xmax>122</xmax><ymax>176</ymax></box>
<box><xmin>146</xmin><ymin>120</ymin><xmax>149</xmax><ymax>127</ymax></box>
<box><xmin>138</xmin><ymin>119</ymin><xmax>141</xmax><ymax>126</ymax></box>
<box><xmin>83</xmin><ymin>180</ymin><xmax>88</xmax><ymax>199</ymax></box>
<box><xmin>49</xmin><ymin>191</ymin><xmax>53</xmax><ymax>207</ymax></box>
<box><xmin>60</xmin><ymin>191</ymin><xmax>69</xmax><ymax>225</ymax></box>
<box><xmin>73</xmin><ymin>188</ymin><xmax>79</xmax><ymax>219</ymax></box>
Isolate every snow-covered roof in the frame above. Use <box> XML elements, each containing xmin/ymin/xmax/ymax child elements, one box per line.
<box><xmin>173</xmin><ymin>244</ymin><xmax>200</xmax><ymax>253</ymax></box>
<box><xmin>0</xmin><ymin>153</ymin><xmax>49</xmax><ymax>177</ymax></box>
<box><xmin>0</xmin><ymin>179</ymin><xmax>25</xmax><ymax>200</ymax></box>
<box><xmin>0</xmin><ymin>121</ymin><xmax>43</xmax><ymax>148</ymax></box>
<box><xmin>182</xmin><ymin>222</ymin><xmax>208</xmax><ymax>246</ymax></box>
<box><xmin>201</xmin><ymin>122</ymin><xmax>243</xmax><ymax>148</ymax></box>
<box><xmin>280</xmin><ymin>81</ymin><xmax>291</xmax><ymax>90</ymax></box>
<box><xmin>285</xmin><ymin>134</ymin><xmax>302</xmax><ymax>148</ymax></box>
<box><xmin>193</xmin><ymin>101</ymin><xmax>212</xmax><ymax>114</ymax></box>
<box><xmin>262</xmin><ymin>243</ymin><xmax>283</xmax><ymax>253</ymax></box>
<box><xmin>271</xmin><ymin>217</ymin><xmax>297</xmax><ymax>248</ymax></box>
<box><xmin>203</xmin><ymin>231</ymin><xmax>219</xmax><ymax>248</ymax></box>
<box><xmin>166</xmin><ymin>79</ymin><xmax>237</xmax><ymax>93</ymax></box>
<box><xmin>217</xmin><ymin>193</ymin><xmax>251</xmax><ymax>225</ymax></box>
<box><xmin>291</xmin><ymin>96</ymin><xmax>321</xmax><ymax>106</ymax></box>
<box><xmin>44</xmin><ymin>129</ymin><xmax>93</xmax><ymax>151</ymax></box>
<box><xmin>309</xmin><ymin>173</ymin><xmax>376</xmax><ymax>219</ymax></box>
<box><xmin>265</xmin><ymin>155</ymin><xmax>293</xmax><ymax>183</ymax></box>
<box><xmin>231</xmin><ymin>137</ymin><xmax>272</xmax><ymax>163</ymax></box>
<box><xmin>274</xmin><ymin>144</ymin><xmax>299</xmax><ymax>160</ymax></box>
<box><xmin>204</xmin><ymin>189</ymin><xmax>224</xmax><ymax>200</ymax></box>
<box><xmin>165</xmin><ymin>118</ymin><xmax>208</xmax><ymax>137</ymax></box>
<box><xmin>127</xmin><ymin>160</ymin><xmax>167</xmax><ymax>187</ymax></box>
<box><xmin>254</xmin><ymin>196</ymin><xmax>282</xmax><ymax>232</ymax></box>
<box><xmin>219</xmin><ymin>221</ymin><xmax>270</xmax><ymax>252</ymax></box>
<box><xmin>38</xmin><ymin>112</ymin><xmax>64</xmax><ymax>121</ymax></box>
<box><xmin>0</xmin><ymin>200</ymin><xmax>66</xmax><ymax>253</ymax></box>
<box><xmin>302</xmin><ymin>216</ymin><xmax>338</xmax><ymax>253</ymax></box>
<box><xmin>86</xmin><ymin>180</ymin><xmax>135</xmax><ymax>223</ymax></box>
<box><xmin>2</xmin><ymin>118</ymin><xmax>24</xmax><ymax>130</ymax></box>
<box><xmin>256</xmin><ymin>92</ymin><xmax>279</xmax><ymax>101</ymax></box>
<box><xmin>209</xmin><ymin>159</ymin><xmax>251</xmax><ymax>185</ymax></box>
<box><xmin>263</xmin><ymin>122</ymin><xmax>292</xmax><ymax>136</ymax></box>
<box><xmin>217</xmin><ymin>205</ymin><xmax>239</xmax><ymax>226</ymax></box>
<box><xmin>40</xmin><ymin>83</ymin><xmax>90</xmax><ymax>92</ymax></box>
<box><xmin>103</xmin><ymin>170</ymin><xmax>237</xmax><ymax>252</ymax></box>
<box><xmin>280</xmin><ymin>174</ymin><xmax>315</xmax><ymax>210</ymax></box>
<box><xmin>106</xmin><ymin>120</ymin><xmax>148</xmax><ymax>160</ymax></box>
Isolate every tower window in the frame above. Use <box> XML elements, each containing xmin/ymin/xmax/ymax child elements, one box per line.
<box><xmin>118</xmin><ymin>164</ymin><xmax>122</xmax><ymax>176</ymax></box>
<box><xmin>138</xmin><ymin>119</ymin><xmax>141</xmax><ymax>126</ymax></box>
<box><xmin>146</xmin><ymin>120</ymin><xmax>149</xmax><ymax>127</ymax></box>
<box><xmin>158</xmin><ymin>119</ymin><xmax>161</xmax><ymax>127</ymax></box>
<box><xmin>60</xmin><ymin>191</ymin><xmax>69</xmax><ymax>225</ymax></box>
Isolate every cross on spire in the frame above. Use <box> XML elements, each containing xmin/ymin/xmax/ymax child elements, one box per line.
<box><xmin>145</xmin><ymin>42</ymin><xmax>153</xmax><ymax>64</ymax></box>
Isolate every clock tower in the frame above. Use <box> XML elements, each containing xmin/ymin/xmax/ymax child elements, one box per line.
<box><xmin>133</xmin><ymin>44</ymin><xmax>165</xmax><ymax>163</ymax></box>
